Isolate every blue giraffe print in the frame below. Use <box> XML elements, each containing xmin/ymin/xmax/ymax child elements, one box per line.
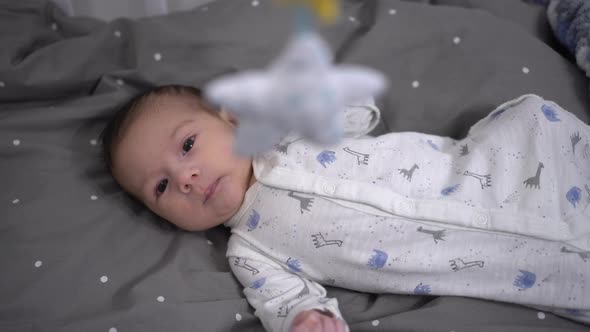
<box><xmin>427</xmin><ymin>140</ymin><xmax>440</xmax><ymax>151</ymax></box>
<box><xmin>249</xmin><ymin>277</ymin><xmax>266</xmax><ymax>289</ymax></box>
<box><xmin>287</xmin><ymin>258</ymin><xmax>302</xmax><ymax>273</ymax></box>
<box><xmin>247</xmin><ymin>209</ymin><xmax>260</xmax><ymax>231</ymax></box>
<box><xmin>441</xmin><ymin>184</ymin><xmax>460</xmax><ymax>196</ymax></box>
<box><xmin>566</xmin><ymin>186</ymin><xmax>582</xmax><ymax>208</ymax></box>
<box><xmin>414</xmin><ymin>283</ymin><xmax>432</xmax><ymax>295</ymax></box>
<box><xmin>513</xmin><ymin>270</ymin><xmax>536</xmax><ymax>290</ymax></box>
<box><xmin>541</xmin><ymin>105</ymin><xmax>561</xmax><ymax>122</ymax></box>
<box><xmin>489</xmin><ymin>108</ymin><xmax>506</xmax><ymax>121</ymax></box>
<box><xmin>317</xmin><ymin>150</ymin><xmax>336</xmax><ymax>168</ymax></box>
<box><xmin>367</xmin><ymin>249</ymin><xmax>388</xmax><ymax>269</ymax></box>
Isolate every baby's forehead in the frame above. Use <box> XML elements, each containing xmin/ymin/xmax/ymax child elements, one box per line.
<box><xmin>111</xmin><ymin>105</ymin><xmax>174</xmax><ymax>197</ymax></box>
<box><xmin>141</xmin><ymin>93</ymin><xmax>198</xmax><ymax>115</ymax></box>
<box><xmin>116</xmin><ymin>94</ymin><xmax>210</xmax><ymax>155</ymax></box>
<box><xmin>125</xmin><ymin>94</ymin><xmax>197</xmax><ymax>128</ymax></box>
<box><xmin>107</xmin><ymin>88</ymin><xmax>209</xmax><ymax>194</ymax></box>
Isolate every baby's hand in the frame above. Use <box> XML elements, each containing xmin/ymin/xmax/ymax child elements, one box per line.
<box><xmin>290</xmin><ymin>309</ymin><xmax>347</xmax><ymax>332</ymax></box>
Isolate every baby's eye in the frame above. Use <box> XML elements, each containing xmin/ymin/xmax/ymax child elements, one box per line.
<box><xmin>156</xmin><ymin>179</ymin><xmax>168</xmax><ymax>196</ymax></box>
<box><xmin>182</xmin><ymin>135</ymin><xmax>196</xmax><ymax>156</ymax></box>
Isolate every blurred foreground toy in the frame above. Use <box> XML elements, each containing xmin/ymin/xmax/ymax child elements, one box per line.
<box><xmin>204</xmin><ymin>0</ymin><xmax>387</xmax><ymax>156</ymax></box>
<box><xmin>276</xmin><ymin>0</ymin><xmax>340</xmax><ymax>23</ymax></box>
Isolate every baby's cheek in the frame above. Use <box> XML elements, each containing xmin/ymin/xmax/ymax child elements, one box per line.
<box><xmin>219</xmin><ymin>186</ymin><xmax>238</xmax><ymax>208</ymax></box>
<box><xmin>219</xmin><ymin>184</ymin><xmax>244</xmax><ymax>215</ymax></box>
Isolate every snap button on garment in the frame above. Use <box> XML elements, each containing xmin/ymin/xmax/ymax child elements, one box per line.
<box><xmin>474</xmin><ymin>212</ymin><xmax>488</xmax><ymax>225</ymax></box>
<box><xmin>323</xmin><ymin>183</ymin><xmax>336</xmax><ymax>194</ymax></box>
<box><xmin>402</xmin><ymin>201</ymin><xmax>415</xmax><ymax>213</ymax></box>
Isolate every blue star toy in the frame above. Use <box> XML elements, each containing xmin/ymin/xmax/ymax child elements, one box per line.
<box><xmin>204</xmin><ymin>2</ymin><xmax>387</xmax><ymax>156</ymax></box>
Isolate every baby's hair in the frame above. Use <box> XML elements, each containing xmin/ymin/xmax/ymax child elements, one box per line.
<box><xmin>100</xmin><ymin>84</ymin><xmax>216</xmax><ymax>175</ymax></box>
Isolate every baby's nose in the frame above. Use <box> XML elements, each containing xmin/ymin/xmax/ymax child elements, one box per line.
<box><xmin>178</xmin><ymin>169</ymin><xmax>201</xmax><ymax>194</ymax></box>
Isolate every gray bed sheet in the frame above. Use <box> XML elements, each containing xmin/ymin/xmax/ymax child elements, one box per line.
<box><xmin>1</xmin><ymin>0</ymin><xmax>589</xmax><ymax>331</ymax></box>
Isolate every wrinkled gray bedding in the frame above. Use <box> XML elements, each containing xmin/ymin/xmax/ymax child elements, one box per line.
<box><xmin>1</xmin><ymin>0</ymin><xmax>589</xmax><ymax>331</ymax></box>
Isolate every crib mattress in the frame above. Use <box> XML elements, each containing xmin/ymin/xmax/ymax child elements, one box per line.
<box><xmin>1</xmin><ymin>0</ymin><xmax>589</xmax><ymax>331</ymax></box>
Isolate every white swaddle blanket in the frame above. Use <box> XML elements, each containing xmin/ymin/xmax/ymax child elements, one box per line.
<box><xmin>225</xmin><ymin>95</ymin><xmax>590</xmax><ymax>331</ymax></box>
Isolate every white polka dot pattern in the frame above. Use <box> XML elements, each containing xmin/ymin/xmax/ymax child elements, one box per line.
<box><xmin>5</xmin><ymin>7</ymin><xmax>580</xmax><ymax>332</ymax></box>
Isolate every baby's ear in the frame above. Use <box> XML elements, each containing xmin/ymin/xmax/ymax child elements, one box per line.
<box><xmin>219</xmin><ymin>108</ymin><xmax>239</xmax><ymax>127</ymax></box>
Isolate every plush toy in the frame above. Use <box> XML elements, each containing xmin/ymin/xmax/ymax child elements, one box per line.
<box><xmin>204</xmin><ymin>0</ymin><xmax>387</xmax><ymax>156</ymax></box>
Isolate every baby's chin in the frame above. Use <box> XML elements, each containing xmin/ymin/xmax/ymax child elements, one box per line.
<box><xmin>170</xmin><ymin>179</ymin><xmax>248</xmax><ymax>231</ymax></box>
<box><xmin>219</xmin><ymin>175</ymin><xmax>248</xmax><ymax>206</ymax></box>
<box><xmin>215</xmin><ymin>189</ymin><xmax>246</xmax><ymax>221</ymax></box>
<box><xmin>172</xmin><ymin>210</ymin><xmax>227</xmax><ymax>231</ymax></box>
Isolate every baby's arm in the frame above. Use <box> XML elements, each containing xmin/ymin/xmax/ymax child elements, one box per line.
<box><xmin>228</xmin><ymin>238</ymin><xmax>347</xmax><ymax>332</ymax></box>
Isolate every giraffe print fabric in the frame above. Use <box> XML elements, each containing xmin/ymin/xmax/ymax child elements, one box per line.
<box><xmin>250</xmin><ymin>94</ymin><xmax>590</xmax><ymax>246</ymax></box>
<box><xmin>224</xmin><ymin>95</ymin><xmax>590</xmax><ymax>331</ymax></box>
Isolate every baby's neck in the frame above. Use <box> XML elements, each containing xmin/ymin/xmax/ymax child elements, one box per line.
<box><xmin>248</xmin><ymin>167</ymin><xmax>257</xmax><ymax>189</ymax></box>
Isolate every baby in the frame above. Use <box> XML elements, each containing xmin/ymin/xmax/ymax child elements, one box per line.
<box><xmin>102</xmin><ymin>84</ymin><xmax>590</xmax><ymax>332</ymax></box>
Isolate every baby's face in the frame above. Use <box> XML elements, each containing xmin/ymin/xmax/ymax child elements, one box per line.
<box><xmin>112</xmin><ymin>95</ymin><xmax>253</xmax><ymax>231</ymax></box>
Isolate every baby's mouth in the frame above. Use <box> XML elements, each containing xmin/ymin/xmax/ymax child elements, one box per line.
<box><xmin>204</xmin><ymin>177</ymin><xmax>221</xmax><ymax>204</ymax></box>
